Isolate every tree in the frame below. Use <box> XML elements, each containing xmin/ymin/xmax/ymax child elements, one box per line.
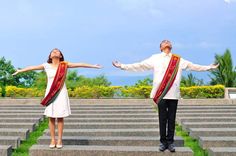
<box><xmin>14</xmin><ymin>70</ymin><xmax>38</xmax><ymax>87</ymax></box>
<box><xmin>0</xmin><ymin>57</ymin><xmax>16</xmax><ymax>96</ymax></box>
<box><xmin>134</xmin><ymin>77</ymin><xmax>153</xmax><ymax>87</ymax></box>
<box><xmin>31</xmin><ymin>71</ymin><xmax>47</xmax><ymax>90</ymax></box>
<box><xmin>65</xmin><ymin>70</ymin><xmax>111</xmax><ymax>90</ymax></box>
<box><xmin>181</xmin><ymin>73</ymin><xmax>204</xmax><ymax>87</ymax></box>
<box><xmin>210</xmin><ymin>49</ymin><xmax>236</xmax><ymax>87</ymax></box>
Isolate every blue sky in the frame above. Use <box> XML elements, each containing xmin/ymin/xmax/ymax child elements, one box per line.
<box><xmin>0</xmin><ymin>0</ymin><xmax>235</xmax><ymax>85</ymax></box>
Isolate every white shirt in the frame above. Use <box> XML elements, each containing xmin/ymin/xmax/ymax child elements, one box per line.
<box><xmin>121</xmin><ymin>52</ymin><xmax>212</xmax><ymax>99</ymax></box>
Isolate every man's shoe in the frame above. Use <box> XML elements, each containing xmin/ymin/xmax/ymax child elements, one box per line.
<box><xmin>159</xmin><ymin>143</ymin><xmax>167</xmax><ymax>152</ymax></box>
<box><xmin>168</xmin><ymin>143</ymin><xmax>175</xmax><ymax>152</ymax></box>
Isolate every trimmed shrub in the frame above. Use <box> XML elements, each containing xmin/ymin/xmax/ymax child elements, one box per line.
<box><xmin>180</xmin><ymin>85</ymin><xmax>224</xmax><ymax>98</ymax></box>
<box><xmin>4</xmin><ymin>85</ymin><xmax>225</xmax><ymax>99</ymax></box>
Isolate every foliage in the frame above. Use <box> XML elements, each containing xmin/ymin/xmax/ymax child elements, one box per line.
<box><xmin>134</xmin><ymin>77</ymin><xmax>152</xmax><ymax>86</ymax></box>
<box><xmin>120</xmin><ymin>85</ymin><xmax>152</xmax><ymax>98</ymax></box>
<box><xmin>180</xmin><ymin>85</ymin><xmax>224</xmax><ymax>98</ymax></box>
<box><xmin>4</xmin><ymin>85</ymin><xmax>224</xmax><ymax>99</ymax></box>
<box><xmin>175</xmin><ymin>125</ymin><xmax>208</xmax><ymax>156</ymax></box>
<box><xmin>68</xmin><ymin>86</ymin><xmax>120</xmax><ymax>98</ymax></box>
<box><xmin>0</xmin><ymin>57</ymin><xmax>17</xmax><ymax>96</ymax></box>
<box><xmin>0</xmin><ymin>57</ymin><xmax>39</xmax><ymax>97</ymax></box>
<box><xmin>210</xmin><ymin>49</ymin><xmax>236</xmax><ymax>87</ymax></box>
<box><xmin>181</xmin><ymin>73</ymin><xmax>204</xmax><ymax>87</ymax></box>
<box><xmin>66</xmin><ymin>70</ymin><xmax>111</xmax><ymax>89</ymax></box>
<box><xmin>5</xmin><ymin>86</ymin><xmax>44</xmax><ymax>97</ymax></box>
<box><xmin>31</xmin><ymin>71</ymin><xmax>47</xmax><ymax>90</ymax></box>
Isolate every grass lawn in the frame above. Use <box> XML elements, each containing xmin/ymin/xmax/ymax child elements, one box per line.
<box><xmin>175</xmin><ymin>124</ymin><xmax>208</xmax><ymax>156</ymax></box>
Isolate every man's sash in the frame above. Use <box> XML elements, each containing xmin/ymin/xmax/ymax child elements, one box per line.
<box><xmin>153</xmin><ymin>54</ymin><xmax>180</xmax><ymax>104</ymax></box>
<box><xmin>41</xmin><ymin>61</ymin><xmax>68</xmax><ymax>107</ymax></box>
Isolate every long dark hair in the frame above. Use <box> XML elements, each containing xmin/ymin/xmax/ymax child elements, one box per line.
<box><xmin>47</xmin><ymin>48</ymin><xmax>65</xmax><ymax>63</ymax></box>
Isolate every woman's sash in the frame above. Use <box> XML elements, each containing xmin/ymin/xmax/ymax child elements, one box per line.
<box><xmin>41</xmin><ymin>61</ymin><xmax>68</xmax><ymax>106</ymax></box>
<box><xmin>153</xmin><ymin>54</ymin><xmax>180</xmax><ymax>104</ymax></box>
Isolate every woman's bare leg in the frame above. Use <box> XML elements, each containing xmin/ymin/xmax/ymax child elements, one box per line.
<box><xmin>49</xmin><ymin>117</ymin><xmax>56</xmax><ymax>145</ymax></box>
<box><xmin>57</xmin><ymin>118</ymin><xmax>64</xmax><ymax>145</ymax></box>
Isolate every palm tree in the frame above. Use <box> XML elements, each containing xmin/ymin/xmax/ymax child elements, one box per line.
<box><xmin>181</xmin><ymin>73</ymin><xmax>204</xmax><ymax>87</ymax></box>
<box><xmin>210</xmin><ymin>49</ymin><xmax>236</xmax><ymax>87</ymax></box>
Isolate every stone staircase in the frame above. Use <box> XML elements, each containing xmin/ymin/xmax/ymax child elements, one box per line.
<box><xmin>177</xmin><ymin>104</ymin><xmax>236</xmax><ymax>156</ymax></box>
<box><xmin>4</xmin><ymin>99</ymin><xmax>236</xmax><ymax>156</ymax></box>
<box><xmin>29</xmin><ymin>99</ymin><xmax>193</xmax><ymax>156</ymax></box>
<box><xmin>0</xmin><ymin>103</ymin><xmax>45</xmax><ymax>156</ymax></box>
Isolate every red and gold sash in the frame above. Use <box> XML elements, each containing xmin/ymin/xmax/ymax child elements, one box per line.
<box><xmin>153</xmin><ymin>54</ymin><xmax>180</xmax><ymax>104</ymax></box>
<box><xmin>41</xmin><ymin>61</ymin><xmax>68</xmax><ymax>106</ymax></box>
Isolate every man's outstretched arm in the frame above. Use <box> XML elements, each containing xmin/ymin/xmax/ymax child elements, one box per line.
<box><xmin>112</xmin><ymin>56</ymin><xmax>154</xmax><ymax>72</ymax></box>
<box><xmin>183</xmin><ymin>59</ymin><xmax>219</xmax><ymax>71</ymax></box>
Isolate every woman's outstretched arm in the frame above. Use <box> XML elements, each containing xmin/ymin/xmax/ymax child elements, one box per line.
<box><xmin>68</xmin><ymin>62</ymin><xmax>102</xmax><ymax>69</ymax></box>
<box><xmin>12</xmin><ymin>64</ymin><xmax>44</xmax><ymax>76</ymax></box>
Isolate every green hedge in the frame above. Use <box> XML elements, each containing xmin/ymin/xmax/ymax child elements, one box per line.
<box><xmin>180</xmin><ymin>85</ymin><xmax>225</xmax><ymax>98</ymax></box>
<box><xmin>3</xmin><ymin>85</ymin><xmax>225</xmax><ymax>99</ymax></box>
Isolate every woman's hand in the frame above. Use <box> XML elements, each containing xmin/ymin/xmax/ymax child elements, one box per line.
<box><xmin>12</xmin><ymin>69</ymin><xmax>22</xmax><ymax>76</ymax></box>
<box><xmin>112</xmin><ymin>61</ymin><xmax>122</xmax><ymax>68</ymax></box>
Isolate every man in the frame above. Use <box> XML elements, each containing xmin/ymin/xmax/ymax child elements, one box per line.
<box><xmin>112</xmin><ymin>40</ymin><xmax>219</xmax><ymax>152</ymax></box>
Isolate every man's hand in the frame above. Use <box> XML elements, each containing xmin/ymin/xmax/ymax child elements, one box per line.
<box><xmin>210</xmin><ymin>63</ymin><xmax>220</xmax><ymax>70</ymax></box>
<box><xmin>93</xmin><ymin>64</ymin><xmax>103</xmax><ymax>69</ymax></box>
<box><xmin>112</xmin><ymin>61</ymin><xmax>122</xmax><ymax>68</ymax></box>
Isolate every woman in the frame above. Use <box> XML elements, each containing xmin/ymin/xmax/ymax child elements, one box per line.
<box><xmin>12</xmin><ymin>48</ymin><xmax>102</xmax><ymax>149</ymax></box>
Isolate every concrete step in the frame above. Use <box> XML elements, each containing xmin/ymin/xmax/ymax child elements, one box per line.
<box><xmin>189</xmin><ymin>128</ymin><xmax>236</xmax><ymax>138</ymax></box>
<box><xmin>177</xmin><ymin>117</ymin><xmax>236</xmax><ymax>124</ymax></box>
<box><xmin>177</xmin><ymin>109</ymin><xmax>236</xmax><ymax>113</ymax></box>
<box><xmin>0</xmin><ymin>110</ymin><xmax>43</xmax><ymax>113</ymax></box>
<box><xmin>0</xmin><ymin>107</ymin><xmax>44</xmax><ymax>110</ymax></box>
<box><xmin>0</xmin><ymin>136</ymin><xmax>21</xmax><ymax>149</ymax></box>
<box><xmin>63</xmin><ymin>122</ymin><xmax>159</xmax><ymax>129</ymax></box>
<box><xmin>182</xmin><ymin>122</ymin><xmax>236</xmax><ymax>131</ymax></box>
<box><xmin>0</xmin><ymin>104</ymin><xmax>41</xmax><ymax>107</ymax></box>
<box><xmin>0</xmin><ymin>114</ymin><xmax>45</xmax><ymax>118</ymax></box>
<box><xmin>199</xmin><ymin>137</ymin><xmax>236</xmax><ymax>149</ymax></box>
<box><xmin>0</xmin><ymin>123</ymin><xmax>36</xmax><ymax>131</ymax></box>
<box><xmin>208</xmin><ymin>147</ymin><xmax>236</xmax><ymax>156</ymax></box>
<box><xmin>44</xmin><ymin>129</ymin><xmax>160</xmax><ymax>137</ymax></box>
<box><xmin>64</xmin><ymin>118</ymin><xmax>158</xmax><ymax>123</ymax></box>
<box><xmin>68</xmin><ymin>114</ymin><xmax>157</xmax><ymax>118</ymax></box>
<box><xmin>177</xmin><ymin>113</ymin><xmax>236</xmax><ymax>117</ymax></box>
<box><xmin>0</xmin><ymin>128</ymin><xmax>30</xmax><ymax>140</ymax></box>
<box><xmin>29</xmin><ymin>145</ymin><xmax>193</xmax><ymax>156</ymax></box>
<box><xmin>0</xmin><ymin>145</ymin><xmax>12</xmax><ymax>156</ymax></box>
<box><xmin>37</xmin><ymin>136</ymin><xmax>184</xmax><ymax>147</ymax></box>
<box><xmin>0</xmin><ymin>118</ymin><xmax>42</xmax><ymax>123</ymax></box>
<box><xmin>177</xmin><ymin>106</ymin><xmax>236</xmax><ymax>109</ymax></box>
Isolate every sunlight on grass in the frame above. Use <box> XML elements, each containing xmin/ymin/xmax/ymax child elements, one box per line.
<box><xmin>175</xmin><ymin>124</ymin><xmax>208</xmax><ymax>156</ymax></box>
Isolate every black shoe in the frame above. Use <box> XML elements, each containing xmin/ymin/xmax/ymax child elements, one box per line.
<box><xmin>159</xmin><ymin>143</ymin><xmax>167</xmax><ymax>152</ymax></box>
<box><xmin>168</xmin><ymin>143</ymin><xmax>175</xmax><ymax>152</ymax></box>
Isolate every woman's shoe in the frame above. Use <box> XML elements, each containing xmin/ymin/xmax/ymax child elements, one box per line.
<box><xmin>56</xmin><ymin>144</ymin><xmax>63</xmax><ymax>149</ymax></box>
<box><xmin>49</xmin><ymin>144</ymin><xmax>56</xmax><ymax>149</ymax></box>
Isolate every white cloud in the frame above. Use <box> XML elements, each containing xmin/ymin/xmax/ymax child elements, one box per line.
<box><xmin>114</xmin><ymin>0</ymin><xmax>163</xmax><ymax>18</ymax></box>
<box><xmin>224</xmin><ymin>0</ymin><xmax>236</xmax><ymax>4</ymax></box>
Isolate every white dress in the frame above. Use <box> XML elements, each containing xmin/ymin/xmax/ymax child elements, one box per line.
<box><xmin>43</xmin><ymin>63</ymin><xmax>71</xmax><ymax>118</ymax></box>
